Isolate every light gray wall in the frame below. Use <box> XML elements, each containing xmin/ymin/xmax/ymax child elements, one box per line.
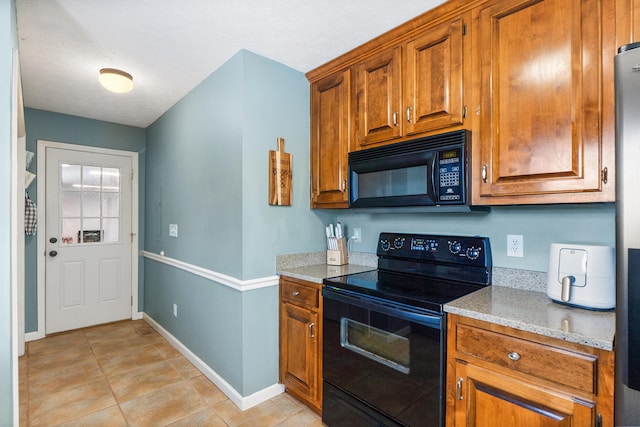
<box><xmin>1</xmin><ymin>0</ymin><xmax>17</xmax><ymax>423</ymax></box>
<box><xmin>240</xmin><ymin>51</ymin><xmax>329</xmax><ymax>279</ymax></box>
<box><xmin>23</xmin><ymin>108</ymin><xmax>146</xmax><ymax>332</ymax></box>
<box><xmin>144</xmin><ymin>51</ymin><xmax>245</xmax><ymax>276</ymax></box>
<box><xmin>144</xmin><ymin>50</ymin><xmax>329</xmax><ymax>396</ymax></box>
<box><xmin>338</xmin><ymin>203</ymin><xmax>615</xmax><ymax>272</ymax></box>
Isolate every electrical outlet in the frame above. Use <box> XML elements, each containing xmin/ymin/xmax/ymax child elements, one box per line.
<box><xmin>353</xmin><ymin>228</ymin><xmax>362</xmax><ymax>243</ymax></box>
<box><xmin>173</xmin><ymin>304</ymin><xmax>178</xmax><ymax>318</ymax></box>
<box><xmin>507</xmin><ymin>235</ymin><xmax>524</xmax><ymax>258</ymax></box>
<box><xmin>169</xmin><ymin>224</ymin><xmax>178</xmax><ymax>238</ymax></box>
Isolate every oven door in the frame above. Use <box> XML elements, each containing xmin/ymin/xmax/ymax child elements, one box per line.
<box><xmin>322</xmin><ymin>287</ymin><xmax>444</xmax><ymax>427</ymax></box>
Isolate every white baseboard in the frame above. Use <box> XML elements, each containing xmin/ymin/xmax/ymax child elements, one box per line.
<box><xmin>142</xmin><ymin>313</ymin><xmax>284</xmax><ymax>411</ymax></box>
<box><xmin>25</xmin><ymin>331</ymin><xmax>44</xmax><ymax>342</ymax></box>
<box><xmin>132</xmin><ymin>311</ymin><xmax>143</xmax><ymax>320</ymax></box>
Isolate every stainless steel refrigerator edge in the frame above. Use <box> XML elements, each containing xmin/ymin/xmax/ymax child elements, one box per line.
<box><xmin>615</xmin><ymin>42</ymin><xmax>640</xmax><ymax>426</ymax></box>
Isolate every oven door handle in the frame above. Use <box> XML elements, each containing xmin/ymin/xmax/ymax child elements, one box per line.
<box><xmin>323</xmin><ymin>287</ymin><xmax>442</xmax><ymax>329</ymax></box>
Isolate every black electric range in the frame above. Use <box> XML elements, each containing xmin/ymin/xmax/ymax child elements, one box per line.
<box><xmin>321</xmin><ymin>232</ymin><xmax>492</xmax><ymax>427</ymax></box>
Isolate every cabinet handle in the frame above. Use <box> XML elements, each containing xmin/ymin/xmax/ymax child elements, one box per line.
<box><xmin>482</xmin><ymin>165</ymin><xmax>488</xmax><ymax>182</ymax></box>
<box><xmin>508</xmin><ymin>351</ymin><xmax>521</xmax><ymax>361</ymax></box>
<box><xmin>291</xmin><ymin>291</ymin><xmax>300</xmax><ymax>296</ymax></box>
<box><xmin>406</xmin><ymin>106</ymin><xmax>412</xmax><ymax>123</ymax></box>
<box><xmin>341</xmin><ymin>179</ymin><xmax>346</xmax><ymax>191</ymax></box>
<box><xmin>456</xmin><ymin>378</ymin><xmax>464</xmax><ymax>400</ymax></box>
<box><xmin>595</xmin><ymin>413</ymin><xmax>603</xmax><ymax>427</ymax></box>
<box><xmin>309</xmin><ymin>322</ymin><xmax>316</xmax><ymax>338</ymax></box>
<box><xmin>393</xmin><ymin>111</ymin><xmax>398</xmax><ymax>126</ymax></box>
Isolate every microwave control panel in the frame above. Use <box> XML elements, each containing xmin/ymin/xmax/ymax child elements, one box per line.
<box><xmin>436</xmin><ymin>146</ymin><xmax>464</xmax><ymax>203</ymax></box>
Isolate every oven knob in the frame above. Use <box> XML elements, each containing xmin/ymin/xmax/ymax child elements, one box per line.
<box><xmin>466</xmin><ymin>247</ymin><xmax>481</xmax><ymax>260</ymax></box>
<box><xmin>449</xmin><ymin>241</ymin><xmax>462</xmax><ymax>254</ymax></box>
<box><xmin>393</xmin><ymin>238</ymin><xmax>405</xmax><ymax>249</ymax></box>
<box><xmin>380</xmin><ymin>240</ymin><xmax>391</xmax><ymax>251</ymax></box>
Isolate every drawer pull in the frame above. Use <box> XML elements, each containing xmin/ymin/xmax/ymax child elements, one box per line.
<box><xmin>456</xmin><ymin>377</ymin><xmax>464</xmax><ymax>400</ymax></box>
<box><xmin>291</xmin><ymin>291</ymin><xmax>300</xmax><ymax>296</ymax></box>
<box><xmin>508</xmin><ymin>351</ymin><xmax>521</xmax><ymax>361</ymax></box>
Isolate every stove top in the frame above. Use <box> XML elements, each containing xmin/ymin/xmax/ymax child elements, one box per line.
<box><xmin>323</xmin><ymin>233</ymin><xmax>492</xmax><ymax>314</ymax></box>
<box><xmin>324</xmin><ymin>270</ymin><xmax>485</xmax><ymax>313</ymax></box>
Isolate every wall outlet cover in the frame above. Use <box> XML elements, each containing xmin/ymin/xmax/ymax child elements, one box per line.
<box><xmin>169</xmin><ymin>224</ymin><xmax>178</xmax><ymax>238</ymax></box>
<box><xmin>507</xmin><ymin>234</ymin><xmax>524</xmax><ymax>258</ymax></box>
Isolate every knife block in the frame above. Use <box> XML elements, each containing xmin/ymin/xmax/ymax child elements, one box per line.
<box><xmin>327</xmin><ymin>238</ymin><xmax>348</xmax><ymax>266</ymax></box>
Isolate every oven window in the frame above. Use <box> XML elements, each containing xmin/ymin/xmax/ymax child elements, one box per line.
<box><xmin>340</xmin><ymin>318</ymin><xmax>410</xmax><ymax>374</ymax></box>
<box><xmin>357</xmin><ymin>165</ymin><xmax>427</xmax><ymax>198</ymax></box>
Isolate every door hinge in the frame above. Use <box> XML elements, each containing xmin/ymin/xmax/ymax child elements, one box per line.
<box><xmin>462</xmin><ymin>105</ymin><xmax>468</xmax><ymax>119</ymax></box>
<box><xmin>462</xmin><ymin>23</ymin><xmax>467</xmax><ymax>36</ymax></box>
<box><xmin>595</xmin><ymin>413</ymin><xmax>602</xmax><ymax>427</ymax></box>
<box><xmin>601</xmin><ymin>167</ymin><xmax>608</xmax><ymax>184</ymax></box>
<box><xmin>131</xmin><ymin>170</ymin><xmax>134</xmax><ymax>181</ymax></box>
<box><xmin>131</xmin><ymin>296</ymin><xmax>133</xmax><ymax>306</ymax></box>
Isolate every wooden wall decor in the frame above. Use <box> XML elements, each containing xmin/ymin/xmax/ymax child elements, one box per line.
<box><xmin>269</xmin><ymin>137</ymin><xmax>292</xmax><ymax>205</ymax></box>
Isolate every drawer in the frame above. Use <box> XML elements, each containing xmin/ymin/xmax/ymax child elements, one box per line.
<box><xmin>455</xmin><ymin>323</ymin><xmax>597</xmax><ymax>394</ymax></box>
<box><xmin>281</xmin><ymin>280</ymin><xmax>319</xmax><ymax>309</ymax></box>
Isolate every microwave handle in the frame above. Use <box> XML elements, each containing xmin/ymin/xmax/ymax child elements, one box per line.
<box><xmin>431</xmin><ymin>153</ymin><xmax>438</xmax><ymax>202</ymax></box>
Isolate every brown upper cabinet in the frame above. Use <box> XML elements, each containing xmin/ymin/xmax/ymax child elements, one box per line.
<box><xmin>310</xmin><ymin>69</ymin><xmax>352</xmax><ymax>208</ymax></box>
<box><xmin>355</xmin><ymin>16</ymin><xmax>468</xmax><ymax>149</ymax></box>
<box><xmin>307</xmin><ymin>0</ymin><xmax>619</xmax><ymax>208</ymax></box>
<box><xmin>472</xmin><ymin>0</ymin><xmax>616</xmax><ymax>204</ymax></box>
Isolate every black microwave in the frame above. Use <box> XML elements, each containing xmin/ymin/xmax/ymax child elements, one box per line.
<box><xmin>348</xmin><ymin>130</ymin><xmax>469</xmax><ymax>208</ymax></box>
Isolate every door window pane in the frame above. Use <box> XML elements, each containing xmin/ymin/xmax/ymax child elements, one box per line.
<box><xmin>60</xmin><ymin>164</ymin><xmax>81</xmax><ymax>189</ymax></box>
<box><xmin>102</xmin><ymin>168</ymin><xmax>120</xmax><ymax>192</ymax></box>
<box><xmin>61</xmin><ymin>219</ymin><xmax>81</xmax><ymax>244</ymax></box>
<box><xmin>102</xmin><ymin>193</ymin><xmax>120</xmax><ymax>217</ymax></box>
<box><xmin>103</xmin><ymin>219</ymin><xmax>119</xmax><ymax>243</ymax></box>
<box><xmin>59</xmin><ymin>163</ymin><xmax>123</xmax><ymax>245</ymax></box>
<box><xmin>82</xmin><ymin>192</ymin><xmax>101</xmax><ymax>217</ymax></box>
<box><xmin>82</xmin><ymin>166</ymin><xmax>102</xmax><ymax>189</ymax></box>
<box><xmin>60</xmin><ymin>191</ymin><xmax>81</xmax><ymax>217</ymax></box>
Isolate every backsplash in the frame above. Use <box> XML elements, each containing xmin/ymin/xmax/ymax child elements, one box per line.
<box><xmin>276</xmin><ymin>251</ymin><xmax>377</xmax><ymax>270</ymax></box>
<box><xmin>492</xmin><ymin>267</ymin><xmax>547</xmax><ymax>292</ymax></box>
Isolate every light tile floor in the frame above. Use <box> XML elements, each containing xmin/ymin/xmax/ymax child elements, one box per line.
<box><xmin>19</xmin><ymin>320</ymin><xmax>324</xmax><ymax>426</ymax></box>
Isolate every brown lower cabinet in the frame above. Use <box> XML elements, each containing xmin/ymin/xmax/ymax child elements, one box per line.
<box><xmin>446</xmin><ymin>314</ymin><xmax>614</xmax><ymax>427</ymax></box>
<box><xmin>279</xmin><ymin>276</ymin><xmax>322</xmax><ymax>414</ymax></box>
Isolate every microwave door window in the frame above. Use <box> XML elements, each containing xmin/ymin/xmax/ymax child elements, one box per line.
<box><xmin>358</xmin><ymin>165</ymin><xmax>428</xmax><ymax>198</ymax></box>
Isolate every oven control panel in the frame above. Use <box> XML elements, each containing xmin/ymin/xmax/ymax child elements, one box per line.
<box><xmin>377</xmin><ymin>232</ymin><xmax>492</xmax><ymax>267</ymax></box>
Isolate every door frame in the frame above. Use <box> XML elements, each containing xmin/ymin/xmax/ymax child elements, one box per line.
<box><xmin>33</xmin><ymin>140</ymin><xmax>140</xmax><ymax>340</ymax></box>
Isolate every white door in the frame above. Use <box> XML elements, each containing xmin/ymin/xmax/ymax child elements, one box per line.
<box><xmin>45</xmin><ymin>147</ymin><xmax>133</xmax><ymax>334</ymax></box>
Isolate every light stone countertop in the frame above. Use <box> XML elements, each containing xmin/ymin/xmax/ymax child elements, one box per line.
<box><xmin>444</xmin><ymin>286</ymin><xmax>615</xmax><ymax>351</ymax></box>
<box><xmin>277</xmin><ymin>263</ymin><xmax>376</xmax><ymax>284</ymax></box>
<box><xmin>276</xmin><ymin>252</ymin><xmax>615</xmax><ymax>351</ymax></box>
<box><xmin>276</xmin><ymin>251</ymin><xmax>377</xmax><ymax>284</ymax></box>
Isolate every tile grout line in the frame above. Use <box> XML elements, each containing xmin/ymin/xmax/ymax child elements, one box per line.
<box><xmin>84</xmin><ymin>328</ymin><xmax>132</xmax><ymax>427</ymax></box>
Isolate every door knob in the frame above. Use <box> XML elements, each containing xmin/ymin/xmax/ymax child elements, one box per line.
<box><xmin>49</xmin><ymin>250</ymin><xmax>58</xmax><ymax>257</ymax></box>
<box><xmin>49</xmin><ymin>237</ymin><xmax>57</xmax><ymax>243</ymax></box>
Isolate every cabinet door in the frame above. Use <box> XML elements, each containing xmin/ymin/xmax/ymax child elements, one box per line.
<box><xmin>310</xmin><ymin>69</ymin><xmax>351</xmax><ymax>208</ymax></box>
<box><xmin>355</xmin><ymin>46</ymin><xmax>403</xmax><ymax>147</ymax></box>
<box><xmin>454</xmin><ymin>362</ymin><xmax>595</xmax><ymax>427</ymax></box>
<box><xmin>280</xmin><ymin>302</ymin><xmax>320</xmax><ymax>409</ymax></box>
<box><xmin>404</xmin><ymin>18</ymin><xmax>465</xmax><ymax>136</ymax></box>
<box><xmin>476</xmin><ymin>0</ymin><xmax>612</xmax><ymax>202</ymax></box>
<box><xmin>617</xmin><ymin>0</ymin><xmax>640</xmax><ymax>44</ymax></box>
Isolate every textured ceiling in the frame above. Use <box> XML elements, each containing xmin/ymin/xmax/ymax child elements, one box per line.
<box><xmin>16</xmin><ymin>0</ymin><xmax>445</xmax><ymax>128</ymax></box>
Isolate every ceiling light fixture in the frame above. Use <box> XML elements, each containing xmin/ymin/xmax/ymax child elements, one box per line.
<box><xmin>99</xmin><ymin>68</ymin><xmax>133</xmax><ymax>93</ymax></box>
